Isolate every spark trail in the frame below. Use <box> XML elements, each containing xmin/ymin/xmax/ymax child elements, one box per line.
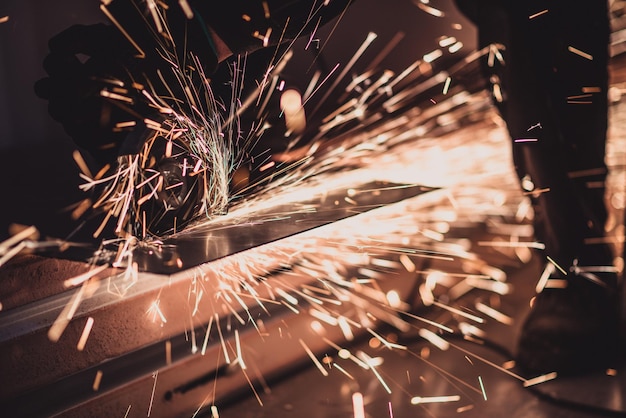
<box><xmin>0</xmin><ymin>1</ymin><xmax>587</xmax><ymax>417</ymax></box>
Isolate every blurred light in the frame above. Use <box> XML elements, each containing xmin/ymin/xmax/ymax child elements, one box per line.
<box><xmin>280</xmin><ymin>89</ymin><xmax>306</xmax><ymax>135</ymax></box>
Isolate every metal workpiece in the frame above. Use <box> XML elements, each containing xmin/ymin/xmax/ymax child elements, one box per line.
<box><xmin>1</xmin><ymin>269</ymin><xmax>354</xmax><ymax>418</ymax></box>
<box><xmin>0</xmin><ymin>252</ymin><xmax>420</xmax><ymax>418</ymax></box>
<box><xmin>137</xmin><ymin>181</ymin><xmax>435</xmax><ymax>274</ymax></box>
<box><xmin>0</xmin><ymin>180</ymin><xmax>429</xmax><ymax>417</ymax></box>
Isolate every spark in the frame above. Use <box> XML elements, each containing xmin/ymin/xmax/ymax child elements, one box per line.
<box><xmin>546</xmin><ymin>255</ymin><xmax>568</xmax><ymax>276</ymax></box>
<box><xmin>478</xmin><ymin>376</ymin><xmax>487</xmax><ymax>400</ymax></box>
<box><xmin>568</xmin><ymin>46</ymin><xmax>593</xmax><ymax>60</ymax></box>
<box><xmin>92</xmin><ymin>370</ymin><xmax>103</xmax><ymax>391</ymax></box>
<box><xmin>568</xmin><ymin>93</ymin><xmax>593</xmax><ymax>100</ymax></box>
<box><xmin>367</xmin><ymin>327</ymin><xmax>407</xmax><ymax>350</ymax></box>
<box><xmin>276</xmin><ymin>288</ymin><xmax>299</xmax><ymax>305</ymax></box>
<box><xmin>191</xmin><ymin>289</ymin><xmax>204</xmax><ymax>317</ymax></box>
<box><xmin>448</xmin><ymin>41</ymin><xmax>464</xmax><ymax>53</ymax></box>
<box><xmin>523</xmin><ymin>372</ymin><xmax>558</xmax><ymax>387</ymax></box>
<box><xmin>415</xmin><ymin>2</ymin><xmax>445</xmax><ymax>17</ymax></box>
<box><xmin>371</xmin><ymin>257</ymin><xmax>403</xmax><ymax>269</ymax></box>
<box><xmin>488</xmin><ymin>44</ymin><xmax>505</xmax><ymax>67</ymax></box>
<box><xmin>325</xmin><ymin>339</ymin><xmax>370</xmax><ymax>369</ymax></box>
<box><xmin>582</xmin><ymin>86</ymin><xmax>602</xmax><ymax>93</ymax></box>
<box><xmin>304</xmin><ymin>16</ymin><xmax>322</xmax><ymax>50</ymax></box>
<box><xmin>201</xmin><ymin>316</ymin><xmax>214</xmax><ymax>355</ymax></box>
<box><xmin>338</xmin><ymin>348</ymin><xmax>351</xmax><ymax>360</ymax></box>
<box><xmin>385</xmin><ymin>290</ymin><xmax>402</xmax><ymax>308</ymax></box>
<box><xmin>443</xmin><ymin>76</ymin><xmax>452</xmax><ymax>95</ymax></box>
<box><xmin>529</xmin><ymin>9</ymin><xmax>549</xmax><ymax>19</ymax></box>
<box><xmin>191</xmin><ymin>393</ymin><xmax>217</xmax><ymax>418</ymax></box>
<box><xmin>523</xmin><ymin>187</ymin><xmax>550</xmax><ymax>197</ymax></box>
<box><xmin>0</xmin><ymin>225</ymin><xmax>38</xmax><ymax>251</ymax></box>
<box><xmin>492</xmin><ymin>83</ymin><xmax>503</xmax><ymax>102</ymax></box>
<box><xmin>358</xmin><ymin>351</ymin><xmax>392</xmax><ymax>393</ymax></box>
<box><xmin>22</xmin><ymin>2</ymin><xmax>549</xmax><ymax>415</ymax></box>
<box><xmin>367</xmin><ymin>31</ymin><xmax>406</xmax><ymax>72</ymax></box>
<box><xmin>400</xmin><ymin>310</ymin><xmax>455</xmax><ymax>333</ymax></box>
<box><xmin>165</xmin><ymin>340</ymin><xmax>172</xmax><ymax>365</ymax></box>
<box><xmin>406</xmin><ymin>349</ymin><xmax>485</xmax><ymax>398</ymax></box>
<box><xmin>71</xmin><ymin>198</ymin><xmax>93</xmax><ymax>220</ymax></box>
<box><xmin>457</xmin><ymin>404</ymin><xmax>475</xmax><ymax>413</ymax></box>
<box><xmin>64</xmin><ymin>264</ymin><xmax>109</xmax><ymax>287</ymax></box>
<box><xmin>475</xmin><ymin>302</ymin><xmax>513</xmax><ymax>325</ymax></box>
<box><xmin>76</xmin><ymin>317</ymin><xmax>95</xmax><ymax>351</ymax></box>
<box><xmin>310</xmin><ymin>32</ymin><xmax>378</xmax><ymax>117</ymax></box>
<box><xmin>146</xmin><ymin>0</ymin><xmax>163</xmax><ymax>34</ymax></box>
<box><xmin>259</xmin><ymin>161</ymin><xmax>276</xmax><ymax>172</ymax></box>
<box><xmin>235</xmin><ymin>329</ymin><xmax>246</xmax><ymax>370</ymax></box>
<box><xmin>431</xmin><ymin>300</ymin><xmax>484</xmax><ymax>324</ymax></box>
<box><xmin>449</xmin><ymin>341</ymin><xmax>527</xmax><ymax>383</ymax></box>
<box><xmin>477</xmin><ymin>240</ymin><xmax>545</xmax><ymax>250</ymax></box>
<box><xmin>302</xmin><ymin>70</ymin><xmax>322</xmax><ymax>101</ymax></box>
<box><xmin>282</xmin><ymin>300</ymin><xmax>300</xmax><ymax>314</ymax></box>
<box><xmin>352</xmin><ymin>392</ymin><xmax>366</xmax><ymax>418</ymax></box>
<box><xmin>423</xmin><ymin>49</ymin><xmax>443</xmax><ymax>63</ymax></box>
<box><xmin>439</xmin><ymin>36</ymin><xmax>457</xmax><ymax>48</ymax></box>
<box><xmin>178</xmin><ymin>0</ymin><xmax>194</xmax><ymax>18</ymax></box>
<box><xmin>49</xmin><ymin>281</ymin><xmax>89</xmax><ymax>342</ymax></box>
<box><xmin>0</xmin><ymin>241</ymin><xmax>27</xmax><ymax>267</ymax></box>
<box><xmin>100</xmin><ymin>89</ymin><xmax>134</xmax><ymax>103</ymax></box>
<box><xmin>146</xmin><ymin>299</ymin><xmax>167</xmax><ymax>324</ymax></box>
<box><xmin>399</xmin><ymin>254</ymin><xmax>416</xmax><ymax>272</ymax></box>
<box><xmin>215</xmin><ymin>313</ymin><xmax>231</xmax><ymax>364</ymax></box>
<box><xmin>567</xmin><ymin>167</ymin><xmax>606</xmax><ymax>178</ymax></box>
<box><xmin>502</xmin><ymin>360</ymin><xmax>516</xmax><ymax>370</ymax></box>
<box><xmin>123</xmin><ymin>405</ymin><xmax>132</xmax><ymax>418</ymax></box>
<box><xmin>410</xmin><ymin>395</ymin><xmax>461</xmax><ymax>404</ymax></box>
<box><xmin>357</xmin><ymin>267</ymin><xmax>385</xmax><ymax>279</ymax></box>
<box><xmin>333</xmin><ymin>362</ymin><xmax>355</xmax><ymax>379</ymax></box>
<box><xmin>459</xmin><ymin>322</ymin><xmax>486</xmax><ymax>338</ymax></box>
<box><xmin>72</xmin><ymin>150</ymin><xmax>93</xmax><ymax>178</ymax></box>
<box><xmin>544</xmin><ymin>278</ymin><xmax>568</xmax><ymax>289</ymax></box>
<box><xmin>0</xmin><ymin>16</ymin><xmax>8</xmax><ymax>23</ymax></box>
<box><xmin>0</xmin><ymin>225</ymin><xmax>38</xmax><ymax>266</ymax></box>
<box><xmin>261</xmin><ymin>0</ymin><xmax>270</xmax><ymax>18</ymax></box>
<box><xmin>418</xmin><ymin>328</ymin><xmax>450</xmax><ymax>351</ymax></box>
<box><xmin>310</xmin><ymin>308</ymin><xmax>339</xmax><ymax>325</ymax></box>
<box><xmin>147</xmin><ymin>370</ymin><xmax>158</xmax><ymax>417</ymax></box>
<box><xmin>299</xmin><ymin>338</ymin><xmax>329</xmax><ymax>376</ymax></box>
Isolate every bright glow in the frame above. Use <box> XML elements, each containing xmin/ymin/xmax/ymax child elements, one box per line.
<box><xmin>352</xmin><ymin>392</ymin><xmax>365</xmax><ymax>418</ymax></box>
